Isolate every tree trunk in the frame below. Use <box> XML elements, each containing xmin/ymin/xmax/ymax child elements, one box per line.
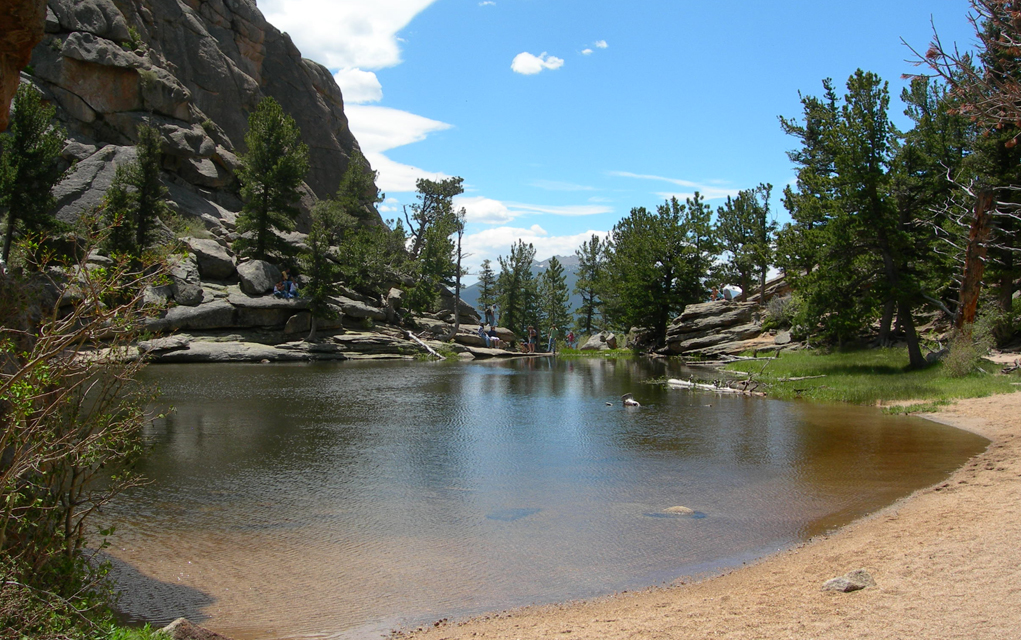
<box><xmin>878</xmin><ymin>298</ymin><xmax>895</xmax><ymax>345</ymax></box>
<box><xmin>956</xmin><ymin>190</ymin><xmax>995</xmax><ymax>335</ymax></box>
<box><xmin>899</xmin><ymin>300</ymin><xmax>925</xmax><ymax>369</ymax></box>
<box><xmin>306</xmin><ymin>315</ymin><xmax>318</xmax><ymax>342</ymax></box>
<box><xmin>2</xmin><ymin>208</ymin><xmax>16</xmax><ymax>265</ymax></box>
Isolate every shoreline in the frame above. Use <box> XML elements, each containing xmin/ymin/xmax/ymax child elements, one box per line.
<box><xmin>400</xmin><ymin>391</ymin><xmax>1021</xmax><ymax>640</ymax></box>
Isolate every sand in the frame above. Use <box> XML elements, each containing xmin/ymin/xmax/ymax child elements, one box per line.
<box><xmin>402</xmin><ymin>391</ymin><xmax>1021</xmax><ymax>640</ymax></box>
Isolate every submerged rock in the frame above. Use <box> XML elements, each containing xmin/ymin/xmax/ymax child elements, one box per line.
<box><xmin>162</xmin><ymin>617</ymin><xmax>234</xmax><ymax>640</ymax></box>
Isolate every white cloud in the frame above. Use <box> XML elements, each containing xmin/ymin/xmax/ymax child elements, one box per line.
<box><xmin>581</xmin><ymin>48</ymin><xmax>593</xmax><ymax>55</ymax></box>
<box><xmin>259</xmin><ymin>0</ymin><xmax>436</xmax><ymax>70</ymax></box>
<box><xmin>595</xmin><ymin>40</ymin><xmax>608</xmax><ymax>49</ymax></box>
<box><xmin>332</xmin><ymin>68</ymin><xmax>383</xmax><ymax>104</ymax></box>
<box><xmin>456</xmin><ymin>196</ymin><xmax>516</xmax><ymax>224</ymax></box>
<box><xmin>454</xmin><ymin>196</ymin><xmax>611</xmax><ymax>223</ymax></box>
<box><xmin>462</xmin><ymin>226</ymin><xmax>609</xmax><ymax>276</ymax></box>
<box><xmin>511</xmin><ymin>52</ymin><xmax>565</xmax><ymax>75</ymax></box>
<box><xmin>610</xmin><ymin>171</ymin><xmax>739</xmax><ymax>201</ymax></box>
<box><xmin>505</xmin><ymin>202</ymin><xmax>611</xmax><ymax>216</ymax></box>
<box><xmin>479</xmin><ymin>1</ymin><xmax>496</xmax><ymax>5</ymax></box>
<box><xmin>530</xmin><ymin>179</ymin><xmax>596</xmax><ymax>192</ymax></box>
<box><xmin>345</xmin><ymin>105</ymin><xmax>453</xmax><ymax>192</ymax></box>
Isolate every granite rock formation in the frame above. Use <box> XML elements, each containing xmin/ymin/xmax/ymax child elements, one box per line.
<box><xmin>22</xmin><ymin>0</ymin><xmax>376</xmax><ymax>238</ymax></box>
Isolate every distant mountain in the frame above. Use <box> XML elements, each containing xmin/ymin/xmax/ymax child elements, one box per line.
<box><xmin>460</xmin><ymin>255</ymin><xmax>585</xmax><ymax>317</ymax></box>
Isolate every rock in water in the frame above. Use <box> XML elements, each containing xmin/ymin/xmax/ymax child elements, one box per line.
<box><xmin>162</xmin><ymin>618</ymin><xmax>234</xmax><ymax>640</ymax></box>
<box><xmin>664</xmin><ymin>506</ymin><xmax>694</xmax><ymax>515</ymax></box>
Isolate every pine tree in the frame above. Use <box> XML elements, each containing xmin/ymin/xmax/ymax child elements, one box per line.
<box><xmin>573</xmin><ymin>234</ymin><xmax>604</xmax><ymax>334</ymax></box>
<box><xmin>716</xmin><ymin>183</ymin><xmax>776</xmax><ymax>300</ymax></box>
<box><xmin>0</xmin><ymin>84</ymin><xmax>66</xmax><ymax>265</ymax></box>
<box><xmin>476</xmin><ymin>259</ymin><xmax>497</xmax><ymax>310</ymax></box>
<box><xmin>300</xmin><ymin>200</ymin><xmax>342</xmax><ymax>340</ymax></box>
<box><xmin>601</xmin><ymin>199</ymin><xmax>708</xmax><ymax>345</ymax></box>
<box><xmin>335</xmin><ymin>149</ymin><xmax>383</xmax><ymax>223</ymax></box>
<box><xmin>103</xmin><ymin>123</ymin><xmax>171</xmax><ymax>256</ymax></box>
<box><xmin>234</xmin><ymin>97</ymin><xmax>310</xmax><ymax>261</ymax></box>
<box><xmin>495</xmin><ymin>240</ymin><xmax>538</xmax><ymax>337</ymax></box>
<box><xmin>537</xmin><ymin>256</ymin><xmax>571</xmax><ymax>333</ymax></box>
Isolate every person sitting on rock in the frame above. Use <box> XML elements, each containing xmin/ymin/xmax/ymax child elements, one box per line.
<box><xmin>487</xmin><ymin>327</ymin><xmax>502</xmax><ymax>349</ymax></box>
<box><xmin>282</xmin><ymin>271</ymin><xmax>299</xmax><ymax>299</ymax></box>
<box><xmin>273</xmin><ymin>278</ymin><xmax>287</xmax><ymax>298</ymax></box>
<box><xmin>477</xmin><ymin>324</ymin><xmax>492</xmax><ymax>347</ymax></box>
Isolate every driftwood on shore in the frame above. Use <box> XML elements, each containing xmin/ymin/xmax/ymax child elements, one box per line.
<box><xmin>666</xmin><ymin>378</ymin><xmax>766</xmax><ymax>396</ymax></box>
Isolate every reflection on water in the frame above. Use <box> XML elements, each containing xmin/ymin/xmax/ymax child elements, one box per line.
<box><xmin>102</xmin><ymin>358</ymin><xmax>987</xmax><ymax>639</ymax></box>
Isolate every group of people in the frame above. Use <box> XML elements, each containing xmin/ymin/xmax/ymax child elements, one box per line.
<box><xmin>522</xmin><ymin>324</ymin><xmax>577</xmax><ymax>354</ymax></box>
<box><xmin>477</xmin><ymin>324</ymin><xmax>502</xmax><ymax>349</ymax></box>
<box><xmin>709</xmin><ymin>286</ymin><xmax>733</xmax><ymax>302</ymax></box>
<box><xmin>273</xmin><ymin>271</ymin><xmax>300</xmax><ymax>299</ymax></box>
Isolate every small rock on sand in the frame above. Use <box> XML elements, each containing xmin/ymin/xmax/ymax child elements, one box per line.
<box><xmin>822</xmin><ymin>568</ymin><xmax>876</xmax><ymax>592</ymax></box>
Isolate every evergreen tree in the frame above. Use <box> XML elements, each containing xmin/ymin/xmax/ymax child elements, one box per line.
<box><xmin>573</xmin><ymin>234</ymin><xmax>605</xmax><ymax>334</ymax></box>
<box><xmin>537</xmin><ymin>256</ymin><xmax>571</xmax><ymax>332</ymax></box>
<box><xmin>0</xmin><ymin>84</ymin><xmax>66</xmax><ymax>265</ymax></box>
<box><xmin>779</xmin><ymin>70</ymin><xmax>928</xmax><ymax>366</ymax></box>
<box><xmin>300</xmin><ymin>200</ymin><xmax>342</xmax><ymax>340</ymax></box>
<box><xmin>103</xmin><ymin>123</ymin><xmax>171</xmax><ymax>255</ymax></box>
<box><xmin>234</xmin><ymin>97</ymin><xmax>310</xmax><ymax>261</ymax></box>
<box><xmin>892</xmin><ymin>76</ymin><xmax>972</xmax><ymax>317</ymax></box>
<box><xmin>335</xmin><ymin>149</ymin><xmax>383</xmax><ymax>223</ymax></box>
<box><xmin>495</xmin><ymin>240</ymin><xmax>538</xmax><ymax>337</ymax></box>
<box><xmin>403</xmin><ymin>177</ymin><xmax>464</xmax><ymax>259</ymax></box>
<box><xmin>476</xmin><ymin>258</ymin><xmax>497</xmax><ymax>310</ymax></box>
<box><xmin>716</xmin><ymin>183</ymin><xmax>776</xmax><ymax>301</ymax></box>
<box><xmin>336</xmin><ymin>219</ymin><xmax>409</xmax><ymax>293</ymax></box>
<box><xmin>600</xmin><ymin>198</ymin><xmax>708</xmax><ymax>345</ymax></box>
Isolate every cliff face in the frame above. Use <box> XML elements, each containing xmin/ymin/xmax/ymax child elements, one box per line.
<box><xmin>24</xmin><ymin>0</ymin><xmax>370</xmax><ymax>233</ymax></box>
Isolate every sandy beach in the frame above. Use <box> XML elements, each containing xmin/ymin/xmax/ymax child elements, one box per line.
<box><xmin>402</xmin><ymin>390</ymin><xmax>1021</xmax><ymax>640</ymax></box>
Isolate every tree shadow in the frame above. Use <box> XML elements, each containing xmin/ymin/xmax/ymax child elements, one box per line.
<box><xmin>98</xmin><ymin>552</ymin><xmax>215</xmax><ymax>627</ymax></box>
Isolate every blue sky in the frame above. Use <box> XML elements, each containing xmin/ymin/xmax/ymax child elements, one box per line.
<box><xmin>259</xmin><ymin>0</ymin><xmax>977</xmax><ymax>278</ymax></box>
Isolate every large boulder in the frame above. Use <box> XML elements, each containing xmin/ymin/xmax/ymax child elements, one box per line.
<box><xmin>168</xmin><ymin>253</ymin><xmax>203</xmax><ymax>306</ymax></box>
<box><xmin>146</xmin><ymin>299</ymin><xmax>235</xmax><ymax>332</ymax></box>
<box><xmin>581</xmin><ymin>332</ymin><xmax>617</xmax><ymax>351</ymax></box>
<box><xmin>183</xmin><ymin>237</ymin><xmax>236</xmax><ymax>280</ymax></box>
<box><xmin>236</xmin><ymin>259</ymin><xmax>280</xmax><ymax>295</ymax></box>
<box><xmin>227</xmin><ymin>291</ymin><xmax>307</xmax><ymax>328</ymax></box>
<box><xmin>663</xmin><ymin>301</ymin><xmax>762</xmax><ymax>355</ymax></box>
<box><xmin>335</xmin><ymin>296</ymin><xmax>387</xmax><ymax>321</ymax></box>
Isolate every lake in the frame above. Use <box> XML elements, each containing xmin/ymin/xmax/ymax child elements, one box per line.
<box><xmin>102</xmin><ymin>357</ymin><xmax>987</xmax><ymax>639</ymax></box>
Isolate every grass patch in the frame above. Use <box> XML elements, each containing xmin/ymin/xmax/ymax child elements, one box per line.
<box><xmin>722</xmin><ymin>347</ymin><xmax>1018</xmax><ymax>405</ymax></box>
<box><xmin>105</xmin><ymin>623</ymin><xmax>166</xmax><ymax>640</ymax></box>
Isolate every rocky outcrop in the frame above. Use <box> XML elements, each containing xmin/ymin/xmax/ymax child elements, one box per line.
<box><xmin>24</xmin><ymin>0</ymin><xmax>378</xmax><ymax>239</ymax></box>
<box><xmin>0</xmin><ymin>0</ymin><xmax>46</xmax><ymax>130</ymax></box>
<box><xmin>663</xmin><ymin>301</ymin><xmax>763</xmax><ymax>355</ymax></box>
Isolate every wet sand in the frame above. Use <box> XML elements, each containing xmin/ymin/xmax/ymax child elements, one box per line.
<box><xmin>403</xmin><ymin>391</ymin><xmax>1021</xmax><ymax>640</ymax></box>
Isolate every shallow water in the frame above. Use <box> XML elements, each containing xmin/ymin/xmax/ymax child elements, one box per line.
<box><xmin>102</xmin><ymin>358</ymin><xmax>987</xmax><ymax>639</ymax></box>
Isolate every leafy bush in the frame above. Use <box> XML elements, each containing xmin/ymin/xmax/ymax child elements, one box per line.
<box><xmin>0</xmin><ymin>228</ymin><xmax>166</xmax><ymax>636</ymax></box>
<box><xmin>943</xmin><ymin>325</ymin><xmax>995</xmax><ymax>378</ymax></box>
<box><xmin>761</xmin><ymin>294</ymin><xmax>798</xmax><ymax>331</ymax></box>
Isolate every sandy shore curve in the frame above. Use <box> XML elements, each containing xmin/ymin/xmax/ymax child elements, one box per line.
<box><xmin>403</xmin><ymin>392</ymin><xmax>1021</xmax><ymax>640</ymax></box>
